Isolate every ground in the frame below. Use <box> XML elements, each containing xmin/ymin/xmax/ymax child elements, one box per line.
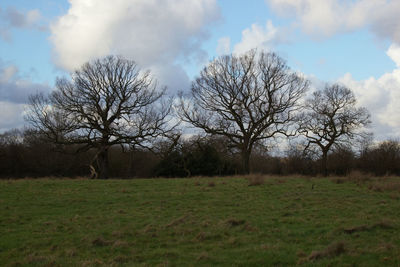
<box><xmin>1</xmin><ymin>175</ymin><xmax>400</xmax><ymax>266</ymax></box>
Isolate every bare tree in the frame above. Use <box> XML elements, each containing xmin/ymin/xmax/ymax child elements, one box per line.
<box><xmin>26</xmin><ymin>55</ymin><xmax>174</xmax><ymax>179</ymax></box>
<box><xmin>297</xmin><ymin>84</ymin><xmax>371</xmax><ymax>176</ymax></box>
<box><xmin>178</xmin><ymin>50</ymin><xmax>309</xmax><ymax>173</ymax></box>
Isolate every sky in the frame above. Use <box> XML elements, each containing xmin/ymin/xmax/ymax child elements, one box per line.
<box><xmin>1</xmin><ymin>0</ymin><xmax>400</xmax><ymax>141</ymax></box>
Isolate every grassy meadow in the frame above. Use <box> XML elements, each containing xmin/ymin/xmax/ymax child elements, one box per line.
<box><xmin>1</xmin><ymin>175</ymin><xmax>400</xmax><ymax>266</ymax></box>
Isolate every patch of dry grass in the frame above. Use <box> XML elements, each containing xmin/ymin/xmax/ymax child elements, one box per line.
<box><xmin>207</xmin><ymin>181</ymin><xmax>216</xmax><ymax>187</ymax></box>
<box><xmin>166</xmin><ymin>214</ymin><xmax>190</xmax><ymax>228</ymax></box>
<box><xmin>246</xmin><ymin>173</ymin><xmax>265</xmax><ymax>186</ymax></box>
<box><xmin>368</xmin><ymin>180</ymin><xmax>400</xmax><ymax>192</ymax></box>
<box><xmin>342</xmin><ymin>220</ymin><xmax>394</xmax><ymax>234</ymax></box>
<box><xmin>298</xmin><ymin>241</ymin><xmax>346</xmax><ymax>264</ymax></box>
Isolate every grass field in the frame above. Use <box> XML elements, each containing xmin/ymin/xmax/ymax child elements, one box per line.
<box><xmin>1</xmin><ymin>175</ymin><xmax>400</xmax><ymax>266</ymax></box>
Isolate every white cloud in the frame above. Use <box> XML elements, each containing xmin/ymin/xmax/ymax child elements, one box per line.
<box><xmin>338</xmin><ymin>44</ymin><xmax>400</xmax><ymax>140</ymax></box>
<box><xmin>216</xmin><ymin>37</ymin><xmax>231</xmax><ymax>55</ymax></box>
<box><xmin>233</xmin><ymin>20</ymin><xmax>278</xmax><ymax>54</ymax></box>
<box><xmin>49</xmin><ymin>0</ymin><xmax>220</xmax><ymax>91</ymax></box>
<box><xmin>266</xmin><ymin>0</ymin><xmax>400</xmax><ymax>43</ymax></box>
<box><xmin>387</xmin><ymin>44</ymin><xmax>400</xmax><ymax>68</ymax></box>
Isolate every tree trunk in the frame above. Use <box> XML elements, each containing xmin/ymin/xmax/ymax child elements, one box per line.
<box><xmin>321</xmin><ymin>150</ymin><xmax>328</xmax><ymax>177</ymax></box>
<box><xmin>97</xmin><ymin>147</ymin><xmax>109</xmax><ymax>179</ymax></box>
<box><xmin>241</xmin><ymin>150</ymin><xmax>251</xmax><ymax>174</ymax></box>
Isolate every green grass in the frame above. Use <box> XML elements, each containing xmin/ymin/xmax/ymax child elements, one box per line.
<box><xmin>1</xmin><ymin>176</ymin><xmax>400</xmax><ymax>266</ymax></box>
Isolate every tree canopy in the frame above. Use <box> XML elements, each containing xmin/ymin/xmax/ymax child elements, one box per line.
<box><xmin>297</xmin><ymin>84</ymin><xmax>371</xmax><ymax>176</ymax></box>
<box><xmin>26</xmin><ymin>55</ymin><xmax>174</xmax><ymax>179</ymax></box>
<box><xmin>178</xmin><ymin>50</ymin><xmax>309</xmax><ymax>173</ymax></box>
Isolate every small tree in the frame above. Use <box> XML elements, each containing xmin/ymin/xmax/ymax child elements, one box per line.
<box><xmin>297</xmin><ymin>84</ymin><xmax>371</xmax><ymax>176</ymax></box>
<box><xmin>178</xmin><ymin>50</ymin><xmax>309</xmax><ymax>173</ymax></box>
<box><xmin>26</xmin><ymin>55</ymin><xmax>174</xmax><ymax>179</ymax></box>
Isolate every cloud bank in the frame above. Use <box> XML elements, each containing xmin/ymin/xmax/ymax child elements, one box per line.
<box><xmin>266</xmin><ymin>0</ymin><xmax>400</xmax><ymax>43</ymax></box>
<box><xmin>50</xmin><ymin>0</ymin><xmax>220</xmax><ymax>92</ymax></box>
<box><xmin>338</xmin><ymin>44</ymin><xmax>400</xmax><ymax>139</ymax></box>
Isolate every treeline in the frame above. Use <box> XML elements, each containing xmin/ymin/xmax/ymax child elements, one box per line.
<box><xmin>2</xmin><ymin>52</ymin><xmax>398</xmax><ymax>178</ymax></box>
<box><xmin>1</xmin><ymin>128</ymin><xmax>399</xmax><ymax>178</ymax></box>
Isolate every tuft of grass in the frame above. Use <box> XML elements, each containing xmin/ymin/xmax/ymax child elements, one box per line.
<box><xmin>196</xmin><ymin>252</ymin><xmax>209</xmax><ymax>261</ymax></box>
<box><xmin>112</xmin><ymin>240</ymin><xmax>129</xmax><ymax>249</ymax></box>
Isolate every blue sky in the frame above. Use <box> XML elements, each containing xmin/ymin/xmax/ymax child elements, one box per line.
<box><xmin>1</xmin><ymin>0</ymin><xmax>400</xmax><ymax>140</ymax></box>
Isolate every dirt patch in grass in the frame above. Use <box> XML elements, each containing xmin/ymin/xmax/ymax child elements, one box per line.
<box><xmin>343</xmin><ymin>220</ymin><xmax>394</xmax><ymax>234</ymax></box>
<box><xmin>91</xmin><ymin>237</ymin><xmax>113</xmax><ymax>246</ymax></box>
<box><xmin>226</xmin><ymin>218</ymin><xmax>246</xmax><ymax>227</ymax></box>
<box><xmin>25</xmin><ymin>254</ymin><xmax>52</xmax><ymax>265</ymax></box>
<box><xmin>299</xmin><ymin>241</ymin><xmax>346</xmax><ymax>264</ymax></box>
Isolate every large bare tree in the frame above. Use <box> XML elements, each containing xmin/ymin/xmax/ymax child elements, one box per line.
<box><xmin>178</xmin><ymin>50</ymin><xmax>309</xmax><ymax>173</ymax></box>
<box><xmin>26</xmin><ymin>55</ymin><xmax>174</xmax><ymax>179</ymax></box>
<box><xmin>297</xmin><ymin>84</ymin><xmax>371</xmax><ymax>176</ymax></box>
